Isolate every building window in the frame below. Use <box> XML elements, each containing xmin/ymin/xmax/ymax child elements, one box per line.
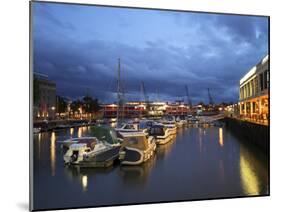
<box><xmin>254</xmin><ymin>77</ymin><xmax>258</xmax><ymax>95</ymax></box>
<box><xmin>264</xmin><ymin>70</ymin><xmax>268</xmax><ymax>89</ymax></box>
<box><xmin>250</xmin><ymin>80</ymin><xmax>253</xmax><ymax>97</ymax></box>
<box><xmin>259</xmin><ymin>73</ymin><xmax>264</xmax><ymax>91</ymax></box>
<box><xmin>267</xmin><ymin>70</ymin><xmax>269</xmax><ymax>88</ymax></box>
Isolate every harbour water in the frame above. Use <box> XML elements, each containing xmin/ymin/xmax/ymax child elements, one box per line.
<box><xmin>33</xmin><ymin>124</ymin><xmax>269</xmax><ymax>210</ymax></box>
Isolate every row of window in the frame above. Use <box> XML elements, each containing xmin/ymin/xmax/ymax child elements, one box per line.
<box><xmin>240</xmin><ymin>69</ymin><xmax>269</xmax><ymax>100</ymax></box>
<box><xmin>259</xmin><ymin>69</ymin><xmax>269</xmax><ymax>91</ymax></box>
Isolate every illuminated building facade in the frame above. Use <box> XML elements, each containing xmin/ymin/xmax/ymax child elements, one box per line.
<box><xmin>102</xmin><ymin>102</ymin><xmax>146</xmax><ymax>118</ymax></box>
<box><xmin>165</xmin><ymin>103</ymin><xmax>189</xmax><ymax>116</ymax></box>
<box><xmin>34</xmin><ymin>72</ymin><xmax>57</xmax><ymax>120</ymax></box>
<box><xmin>239</xmin><ymin>55</ymin><xmax>269</xmax><ymax>125</ymax></box>
<box><xmin>102</xmin><ymin>101</ymin><xmax>191</xmax><ymax>118</ymax></box>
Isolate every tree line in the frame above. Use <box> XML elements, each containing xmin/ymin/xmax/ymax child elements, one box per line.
<box><xmin>57</xmin><ymin>95</ymin><xmax>102</xmax><ymax>115</ymax></box>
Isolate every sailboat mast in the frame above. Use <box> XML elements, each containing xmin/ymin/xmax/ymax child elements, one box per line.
<box><xmin>117</xmin><ymin>58</ymin><xmax>121</xmax><ymax>124</ymax></box>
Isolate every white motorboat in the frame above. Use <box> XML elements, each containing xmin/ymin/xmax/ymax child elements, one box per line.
<box><xmin>160</xmin><ymin>121</ymin><xmax>177</xmax><ymax>135</ymax></box>
<box><xmin>176</xmin><ymin>116</ymin><xmax>187</xmax><ymax>127</ymax></box>
<box><xmin>149</xmin><ymin>124</ymin><xmax>173</xmax><ymax>145</ymax></box>
<box><xmin>115</xmin><ymin>122</ymin><xmax>150</xmax><ymax>134</ymax></box>
<box><xmin>63</xmin><ymin>138</ymin><xmax>115</xmax><ymax>165</ymax></box>
<box><xmin>160</xmin><ymin>116</ymin><xmax>177</xmax><ymax>133</ymax></box>
<box><xmin>119</xmin><ymin>132</ymin><xmax>156</xmax><ymax>165</ymax></box>
<box><xmin>115</xmin><ymin>123</ymin><xmax>140</xmax><ymax>133</ymax></box>
<box><xmin>58</xmin><ymin>137</ymin><xmax>97</xmax><ymax>149</ymax></box>
<box><xmin>62</xmin><ymin>126</ymin><xmax>122</xmax><ymax>165</ymax></box>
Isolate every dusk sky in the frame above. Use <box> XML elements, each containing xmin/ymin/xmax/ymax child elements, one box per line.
<box><xmin>32</xmin><ymin>2</ymin><xmax>268</xmax><ymax>104</ymax></box>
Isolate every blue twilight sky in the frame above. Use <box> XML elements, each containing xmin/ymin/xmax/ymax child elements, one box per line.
<box><xmin>32</xmin><ymin>2</ymin><xmax>268</xmax><ymax>104</ymax></box>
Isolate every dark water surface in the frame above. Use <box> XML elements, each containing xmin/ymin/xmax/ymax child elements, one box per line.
<box><xmin>33</xmin><ymin>125</ymin><xmax>269</xmax><ymax>210</ymax></box>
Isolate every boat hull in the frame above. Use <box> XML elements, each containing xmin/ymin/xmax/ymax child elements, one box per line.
<box><xmin>120</xmin><ymin>145</ymin><xmax>155</xmax><ymax>165</ymax></box>
<box><xmin>155</xmin><ymin>136</ymin><xmax>172</xmax><ymax>145</ymax></box>
<box><xmin>65</xmin><ymin>146</ymin><xmax>120</xmax><ymax>167</ymax></box>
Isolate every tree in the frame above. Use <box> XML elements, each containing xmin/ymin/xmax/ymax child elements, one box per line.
<box><xmin>82</xmin><ymin>96</ymin><xmax>102</xmax><ymax>113</ymax></box>
<box><xmin>70</xmin><ymin>100</ymin><xmax>83</xmax><ymax>113</ymax></box>
<box><xmin>56</xmin><ymin>96</ymin><xmax>67</xmax><ymax>115</ymax></box>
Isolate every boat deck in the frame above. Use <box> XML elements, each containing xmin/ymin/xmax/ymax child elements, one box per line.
<box><xmin>72</xmin><ymin>146</ymin><xmax>121</xmax><ymax>168</ymax></box>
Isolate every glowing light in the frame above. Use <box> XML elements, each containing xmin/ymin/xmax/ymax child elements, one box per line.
<box><xmin>50</xmin><ymin>132</ymin><xmax>56</xmax><ymax>176</ymax></box>
<box><xmin>70</xmin><ymin>128</ymin><xmax>74</xmax><ymax>136</ymax></box>
<box><xmin>78</xmin><ymin>127</ymin><xmax>82</xmax><ymax>138</ymax></box>
<box><xmin>82</xmin><ymin>175</ymin><xmax>88</xmax><ymax>191</ymax></box>
<box><xmin>240</xmin><ymin>154</ymin><xmax>260</xmax><ymax>195</ymax></box>
<box><xmin>110</xmin><ymin>118</ymin><xmax>117</xmax><ymax>122</ymax></box>
<box><xmin>219</xmin><ymin>128</ymin><xmax>224</xmax><ymax>147</ymax></box>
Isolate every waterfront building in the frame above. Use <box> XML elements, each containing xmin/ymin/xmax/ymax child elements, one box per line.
<box><xmin>102</xmin><ymin>101</ymin><xmax>192</xmax><ymax>118</ymax></box>
<box><xmin>102</xmin><ymin>102</ymin><xmax>148</xmax><ymax>118</ymax></box>
<box><xmin>239</xmin><ymin>55</ymin><xmax>269</xmax><ymax>125</ymax></box>
<box><xmin>33</xmin><ymin>72</ymin><xmax>56</xmax><ymax>120</ymax></box>
<box><xmin>148</xmin><ymin>102</ymin><xmax>167</xmax><ymax>116</ymax></box>
<box><xmin>165</xmin><ymin>103</ymin><xmax>190</xmax><ymax>116</ymax></box>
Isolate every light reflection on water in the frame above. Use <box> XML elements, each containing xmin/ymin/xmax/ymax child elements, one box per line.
<box><xmin>38</xmin><ymin>133</ymin><xmax>41</xmax><ymax>159</ymax></box>
<box><xmin>70</xmin><ymin>128</ymin><xmax>74</xmax><ymax>136</ymax></box>
<box><xmin>198</xmin><ymin>127</ymin><xmax>203</xmax><ymax>153</ymax></box>
<box><xmin>81</xmin><ymin>175</ymin><xmax>88</xmax><ymax>191</ymax></box>
<box><xmin>239</xmin><ymin>143</ymin><xmax>265</xmax><ymax>195</ymax></box>
<box><xmin>219</xmin><ymin>127</ymin><xmax>224</xmax><ymax>147</ymax></box>
<box><xmin>77</xmin><ymin>127</ymin><xmax>82</xmax><ymax>138</ymax></box>
<box><xmin>50</xmin><ymin>132</ymin><xmax>56</xmax><ymax>176</ymax></box>
<box><xmin>33</xmin><ymin>125</ymin><xmax>269</xmax><ymax>209</ymax></box>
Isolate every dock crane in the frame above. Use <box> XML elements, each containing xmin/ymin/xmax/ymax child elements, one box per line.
<box><xmin>116</xmin><ymin>58</ymin><xmax>126</xmax><ymax>124</ymax></box>
<box><xmin>207</xmin><ymin>88</ymin><xmax>214</xmax><ymax>105</ymax></box>
<box><xmin>185</xmin><ymin>85</ymin><xmax>192</xmax><ymax>108</ymax></box>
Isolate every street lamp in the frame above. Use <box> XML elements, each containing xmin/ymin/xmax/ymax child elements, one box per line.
<box><xmin>50</xmin><ymin>106</ymin><xmax>56</xmax><ymax>120</ymax></box>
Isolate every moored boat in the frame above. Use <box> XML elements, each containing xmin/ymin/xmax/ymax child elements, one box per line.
<box><xmin>59</xmin><ymin>137</ymin><xmax>97</xmax><ymax>149</ymax></box>
<box><xmin>148</xmin><ymin>124</ymin><xmax>172</xmax><ymax>145</ymax></box>
<box><xmin>119</xmin><ymin>132</ymin><xmax>156</xmax><ymax>165</ymax></box>
<box><xmin>63</xmin><ymin>126</ymin><xmax>122</xmax><ymax>166</ymax></box>
<box><xmin>115</xmin><ymin>123</ymin><xmax>140</xmax><ymax>133</ymax></box>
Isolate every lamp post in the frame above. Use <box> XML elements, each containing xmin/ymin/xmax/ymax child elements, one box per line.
<box><xmin>51</xmin><ymin>106</ymin><xmax>56</xmax><ymax>120</ymax></box>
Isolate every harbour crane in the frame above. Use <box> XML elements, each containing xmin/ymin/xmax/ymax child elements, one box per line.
<box><xmin>185</xmin><ymin>85</ymin><xmax>192</xmax><ymax>108</ymax></box>
<box><xmin>207</xmin><ymin>88</ymin><xmax>214</xmax><ymax>105</ymax></box>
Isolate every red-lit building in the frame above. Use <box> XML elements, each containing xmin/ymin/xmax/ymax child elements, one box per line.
<box><xmin>102</xmin><ymin>102</ymin><xmax>146</xmax><ymax>118</ymax></box>
<box><xmin>165</xmin><ymin>103</ymin><xmax>190</xmax><ymax>116</ymax></box>
<box><xmin>102</xmin><ymin>101</ymin><xmax>191</xmax><ymax>118</ymax></box>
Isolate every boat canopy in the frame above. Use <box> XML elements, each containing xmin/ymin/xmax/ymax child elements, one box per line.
<box><xmin>139</xmin><ymin>120</ymin><xmax>155</xmax><ymax>129</ymax></box>
<box><xmin>121</xmin><ymin>135</ymin><xmax>149</xmax><ymax>151</ymax></box>
<box><xmin>90</xmin><ymin>126</ymin><xmax>119</xmax><ymax>144</ymax></box>
<box><xmin>149</xmin><ymin>124</ymin><xmax>166</xmax><ymax>136</ymax></box>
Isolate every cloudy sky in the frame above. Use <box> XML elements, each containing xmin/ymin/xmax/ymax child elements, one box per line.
<box><xmin>32</xmin><ymin>2</ymin><xmax>268</xmax><ymax>104</ymax></box>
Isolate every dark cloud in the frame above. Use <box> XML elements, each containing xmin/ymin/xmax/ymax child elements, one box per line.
<box><xmin>33</xmin><ymin>2</ymin><xmax>268</xmax><ymax>104</ymax></box>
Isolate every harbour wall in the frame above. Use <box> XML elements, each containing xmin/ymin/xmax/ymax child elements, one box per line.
<box><xmin>222</xmin><ymin>117</ymin><xmax>269</xmax><ymax>154</ymax></box>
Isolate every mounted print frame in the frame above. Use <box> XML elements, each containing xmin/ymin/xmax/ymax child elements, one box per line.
<box><xmin>30</xmin><ymin>0</ymin><xmax>270</xmax><ymax>211</ymax></box>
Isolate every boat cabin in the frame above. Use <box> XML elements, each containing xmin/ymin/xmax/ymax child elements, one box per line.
<box><xmin>121</xmin><ymin>133</ymin><xmax>150</xmax><ymax>151</ymax></box>
<box><xmin>149</xmin><ymin>124</ymin><xmax>166</xmax><ymax>136</ymax></box>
